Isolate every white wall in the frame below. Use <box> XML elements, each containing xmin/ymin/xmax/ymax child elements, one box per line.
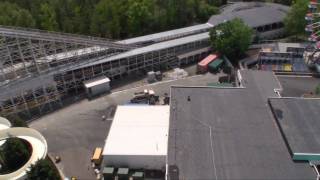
<box><xmin>86</xmin><ymin>82</ymin><xmax>110</xmax><ymax>97</ymax></box>
<box><xmin>103</xmin><ymin>154</ymin><xmax>166</xmax><ymax>170</ymax></box>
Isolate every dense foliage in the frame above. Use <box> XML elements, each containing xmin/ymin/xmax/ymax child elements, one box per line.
<box><xmin>0</xmin><ymin>0</ymin><xmax>221</xmax><ymax>39</ymax></box>
<box><xmin>209</xmin><ymin>18</ymin><xmax>252</xmax><ymax>60</ymax></box>
<box><xmin>6</xmin><ymin>114</ymin><xmax>28</xmax><ymax>127</ymax></box>
<box><xmin>0</xmin><ymin>138</ymin><xmax>31</xmax><ymax>173</ymax></box>
<box><xmin>26</xmin><ymin>159</ymin><xmax>60</xmax><ymax>180</ymax></box>
<box><xmin>284</xmin><ymin>0</ymin><xmax>309</xmax><ymax>36</ymax></box>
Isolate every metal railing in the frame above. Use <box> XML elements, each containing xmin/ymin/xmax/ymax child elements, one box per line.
<box><xmin>0</xmin><ymin>25</ymin><xmax>137</xmax><ymax>50</ymax></box>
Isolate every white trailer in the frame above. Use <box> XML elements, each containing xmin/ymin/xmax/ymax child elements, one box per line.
<box><xmin>84</xmin><ymin>76</ymin><xmax>110</xmax><ymax>98</ymax></box>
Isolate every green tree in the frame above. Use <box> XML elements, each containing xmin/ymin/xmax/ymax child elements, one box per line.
<box><xmin>26</xmin><ymin>159</ymin><xmax>60</xmax><ymax>180</ymax></box>
<box><xmin>90</xmin><ymin>0</ymin><xmax>126</xmax><ymax>38</ymax></box>
<box><xmin>39</xmin><ymin>3</ymin><xmax>58</xmax><ymax>31</ymax></box>
<box><xmin>127</xmin><ymin>0</ymin><xmax>155</xmax><ymax>36</ymax></box>
<box><xmin>0</xmin><ymin>0</ymin><xmax>220</xmax><ymax>38</ymax></box>
<box><xmin>209</xmin><ymin>18</ymin><xmax>252</xmax><ymax>60</ymax></box>
<box><xmin>197</xmin><ymin>1</ymin><xmax>219</xmax><ymax>22</ymax></box>
<box><xmin>2</xmin><ymin>138</ymin><xmax>31</xmax><ymax>171</ymax></box>
<box><xmin>284</xmin><ymin>0</ymin><xmax>308</xmax><ymax>36</ymax></box>
<box><xmin>6</xmin><ymin>114</ymin><xmax>28</xmax><ymax>127</ymax></box>
<box><xmin>0</xmin><ymin>2</ymin><xmax>35</xmax><ymax>28</ymax></box>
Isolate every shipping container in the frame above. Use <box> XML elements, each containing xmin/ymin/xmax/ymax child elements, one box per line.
<box><xmin>84</xmin><ymin>76</ymin><xmax>110</xmax><ymax>98</ymax></box>
<box><xmin>208</xmin><ymin>58</ymin><xmax>224</xmax><ymax>73</ymax></box>
<box><xmin>197</xmin><ymin>54</ymin><xmax>219</xmax><ymax>73</ymax></box>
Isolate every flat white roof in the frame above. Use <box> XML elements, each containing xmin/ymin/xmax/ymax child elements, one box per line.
<box><xmin>103</xmin><ymin>106</ymin><xmax>169</xmax><ymax>156</ymax></box>
<box><xmin>84</xmin><ymin>76</ymin><xmax>110</xmax><ymax>88</ymax></box>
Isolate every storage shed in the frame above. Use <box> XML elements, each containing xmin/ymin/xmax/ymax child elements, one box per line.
<box><xmin>197</xmin><ymin>54</ymin><xmax>219</xmax><ymax>73</ymax></box>
<box><xmin>208</xmin><ymin>58</ymin><xmax>224</xmax><ymax>73</ymax></box>
<box><xmin>83</xmin><ymin>76</ymin><xmax>110</xmax><ymax>98</ymax></box>
<box><xmin>102</xmin><ymin>106</ymin><xmax>169</xmax><ymax>170</ymax></box>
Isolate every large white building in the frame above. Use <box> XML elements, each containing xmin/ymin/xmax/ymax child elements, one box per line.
<box><xmin>102</xmin><ymin>105</ymin><xmax>169</xmax><ymax>170</ymax></box>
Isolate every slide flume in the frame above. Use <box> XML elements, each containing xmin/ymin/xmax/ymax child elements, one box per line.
<box><xmin>0</xmin><ymin>117</ymin><xmax>47</xmax><ymax>180</ymax></box>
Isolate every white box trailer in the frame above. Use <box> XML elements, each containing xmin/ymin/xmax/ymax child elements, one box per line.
<box><xmin>84</xmin><ymin>76</ymin><xmax>110</xmax><ymax>98</ymax></box>
<box><xmin>102</xmin><ymin>106</ymin><xmax>169</xmax><ymax>170</ymax></box>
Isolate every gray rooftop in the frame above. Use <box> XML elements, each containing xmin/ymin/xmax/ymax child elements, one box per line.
<box><xmin>167</xmin><ymin>70</ymin><xmax>314</xmax><ymax>180</ymax></box>
<box><xmin>269</xmin><ymin>98</ymin><xmax>320</xmax><ymax>160</ymax></box>
<box><xmin>208</xmin><ymin>2</ymin><xmax>289</xmax><ymax>27</ymax></box>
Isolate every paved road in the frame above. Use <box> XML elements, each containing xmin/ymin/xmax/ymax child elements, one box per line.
<box><xmin>30</xmin><ymin>73</ymin><xmax>222</xmax><ymax>180</ymax></box>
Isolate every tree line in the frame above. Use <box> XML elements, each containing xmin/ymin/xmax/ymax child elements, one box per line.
<box><xmin>0</xmin><ymin>0</ymin><xmax>222</xmax><ymax>39</ymax></box>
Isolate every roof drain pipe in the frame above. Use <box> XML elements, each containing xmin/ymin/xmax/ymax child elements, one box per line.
<box><xmin>309</xmin><ymin>161</ymin><xmax>320</xmax><ymax>180</ymax></box>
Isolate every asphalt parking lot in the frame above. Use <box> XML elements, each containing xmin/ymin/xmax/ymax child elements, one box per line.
<box><xmin>30</xmin><ymin>73</ymin><xmax>222</xmax><ymax>180</ymax></box>
<box><xmin>277</xmin><ymin>75</ymin><xmax>320</xmax><ymax>97</ymax></box>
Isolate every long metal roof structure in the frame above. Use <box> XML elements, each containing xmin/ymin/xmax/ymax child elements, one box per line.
<box><xmin>73</xmin><ymin>32</ymin><xmax>210</xmax><ymax>69</ymax></box>
<box><xmin>118</xmin><ymin>23</ymin><xmax>211</xmax><ymax>45</ymax></box>
<box><xmin>0</xmin><ymin>25</ymin><xmax>135</xmax><ymax>51</ymax></box>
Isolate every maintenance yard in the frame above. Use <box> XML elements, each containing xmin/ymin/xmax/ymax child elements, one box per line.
<box><xmin>277</xmin><ymin>76</ymin><xmax>320</xmax><ymax>97</ymax></box>
<box><xmin>29</xmin><ymin>73</ymin><xmax>223</xmax><ymax>179</ymax></box>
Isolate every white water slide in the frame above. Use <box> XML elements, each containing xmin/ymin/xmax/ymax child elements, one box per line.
<box><xmin>0</xmin><ymin>117</ymin><xmax>47</xmax><ymax>180</ymax></box>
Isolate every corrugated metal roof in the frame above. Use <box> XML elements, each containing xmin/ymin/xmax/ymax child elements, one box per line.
<box><xmin>74</xmin><ymin>32</ymin><xmax>210</xmax><ymax>69</ymax></box>
<box><xmin>198</xmin><ymin>54</ymin><xmax>218</xmax><ymax>66</ymax></box>
<box><xmin>119</xmin><ymin>23</ymin><xmax>211</xmax><ymax>44</ymax></box>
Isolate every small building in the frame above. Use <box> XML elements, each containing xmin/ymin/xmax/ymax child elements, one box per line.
<box><xmin>257</xmin><ymin>43</ymin><xmax>309</xmax><ymax>73</ymax></box>
<box><xmin>83</xmin><ymin>76</ymin><xmax>110</xmax><ymax>98</ymax></box>
<box><xmin>102</xmin><ymin>105</ymin><xmax>169</xmax><ymax>170</ymax></box>
<box><xmin>208</xmin><ymin>58</ymin><xmax>224</xmax><ymax>73</ymax></box>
